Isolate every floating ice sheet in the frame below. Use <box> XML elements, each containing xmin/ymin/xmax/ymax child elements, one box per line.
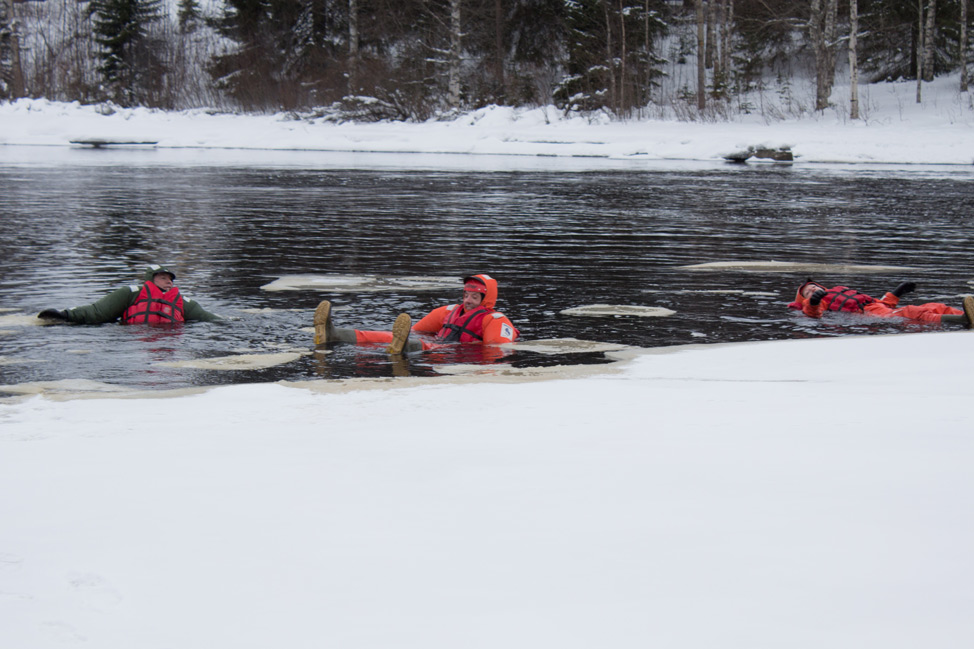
<box><xmin>261</xmin><ymin>274</ymin><xmax>459</xmax><ymax>293</ymax></box>
<box><xmin>0</xmin><ymin>313</ymin><xmax>51</xmax><ymax>327</ymax></box>
<box><xmin>433</xmin><ymin>363</ymin><xmax>515</xmax><ymax>375</ymax></box>
<box><xmin>643</xmin><ymin>289</ymin><xmax>778</xmax><ymax>296</ymax></box>
<box><xmin>0</xmin><ymin>356</ymin><xmax>45</xmax><ymax>366</ymax></box>
<box><xmin>155</xmin><ymin>352</ymin><xmax>308</xmax><ymax>371</ymax></box>
<box><xmin>502</xmin><ymin>338</ymin><xmax>630</xmax><ymax>355</ymax></box>
<box><xmin>678</xmin><ymin>261</ymin><xmax>916</xmax><ymax>273</ymax></box>
<box><xmin>559</xmin><ymin>304</ymin><xmax>676</xmax><ymax>317</ymax></box>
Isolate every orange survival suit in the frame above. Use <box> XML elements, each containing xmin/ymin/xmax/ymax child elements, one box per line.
<box><xmin>353</xmin><ymin>274</ymin><xmax>519</xmax><ymax>348</ymax></box>
<box><xmin>788</xmin><ymin>281</ymin><xmax>962</xmax><ymax>324</ymax></box>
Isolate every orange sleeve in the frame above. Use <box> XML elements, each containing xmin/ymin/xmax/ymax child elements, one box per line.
<box><xmin>802</xmin><ymin>302</ymin><xmax>824</xmax><ymax>318</ymax></box>
<box><xmin>481</xmin><ymin>313</ymin><xmax>519</xmax><ymax>343</ymax></box>
<box><xmin>412</xmin><ymin>305</ymin><xmax>450</xmax><ymax>334</ymax></box>
<box><xmin>879</xmin><ymin>292</ymin><xmax>899</xmax><ymax>308</ymax></box>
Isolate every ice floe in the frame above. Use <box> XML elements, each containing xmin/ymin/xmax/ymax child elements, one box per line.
<box><xmin>678</xmin><ymin>261</ymin><xmax>916</xmax><ymax>273</ymax></box>
<box><xmin>154</xmin><ymin>351</ymin><xmax>308</xmax><ymax>370</ymax></box>
<box><xmin>559</xmin><ymin>304</ymin><xmax>676</xmax><ymax>317</ymax></box>
<box><xmin>261</xmin><ymin>274</ymin><xmax>459</xmax><ymax>292</ymax></box>
<box><xmin>503</xmin><ymin>338</ymin><xmax>630</xmax><ymax>354</ymax></box>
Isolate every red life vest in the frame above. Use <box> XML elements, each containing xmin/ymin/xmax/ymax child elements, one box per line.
<box><xmin>821</xmin><ymin>287</ymin><xmax>876</xmax><ymax>313</ymax></box>
<box><xmin>436</xmin><ymin>305</ymin><xmax>491</xmax><ymax>342</ymax></box>
<box><xmin>121</xmin><ymin>282</ymin><xmax>185</xmax><ymax>324</ymax></box>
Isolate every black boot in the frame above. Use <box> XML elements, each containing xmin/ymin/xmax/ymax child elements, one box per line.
<box><xmin>942</xmin><ymin>297</ymin><xmax>974</xmax><ymax>329</ymax></box>
<box><xmin>940</xmin><ymin>314</ymin><xmax>969</xmax><ymax>328</ymax></box>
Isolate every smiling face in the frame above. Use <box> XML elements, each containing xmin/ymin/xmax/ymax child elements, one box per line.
<box><xmin>462</xmin><ymin>290</ymin><xmax>484</xmax><ymax>311</ymax></box>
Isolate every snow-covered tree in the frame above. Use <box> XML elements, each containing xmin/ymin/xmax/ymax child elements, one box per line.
<box><xmin>87</xmin><ymin>0</ymin><xmax>165</xmax><ymax>105</ymax></box>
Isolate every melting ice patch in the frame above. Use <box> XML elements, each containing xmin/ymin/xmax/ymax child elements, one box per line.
<box><xmin>261</xmin><ymin>274</ymin><xmax>459</xmax><ymax>292</ymax></box>
<box><xmin>155</xmin><ymin>351</ymin><xmax>308</xmax><ymax>371</ymax></box>
<box><xmin>504</xmin><ymin>338</ymin><xmax>630</xmax><ymax>354</ymax></box>
<box><xmin>560</xmin><ymin>304</ymin><xmax>676</xmax><ymax>317</ymax></box>
<box><xmin>433</xmin><ymin>363</ymin><xmax>516</xmax><ymax>375</ymax></box>
<box><xmin>0</xmin><ymin>313</ymin><xmax>53</xmax><ymax>327</ymax></box>
<box><xmin>643</xmin><ymin>289</ymin><xmax>778</xmax><ymax>296</ymax></box>
<box><xmin>678</xmin><ymin>261</ymin><xmax>916</xmax><ymax>273</ymax></box>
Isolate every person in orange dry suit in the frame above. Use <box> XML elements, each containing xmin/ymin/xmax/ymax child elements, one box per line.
<box><xmin>788</xmin><ymin>279</ymin><xmax>974</xmax><ymax>328</ymax></box>
<box><xmin>313</xmin><ymin>274</ymin><xmax>520</xmax><ymax>354</ymax></box>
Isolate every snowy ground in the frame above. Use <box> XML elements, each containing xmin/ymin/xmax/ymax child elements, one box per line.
<box><xmin>2</xmin><ymin>333</ymin><xmax>973</xmax><ymax>648</ymax></box>
<box><xmin>2</xmin><ymin>78</ymin><xmax>974</xmax><ymax>647</ymax></box>
<box><xmin>2</xmin><ymin>75</ymin><xmax>974</xmax><ymax>166</ymax></box>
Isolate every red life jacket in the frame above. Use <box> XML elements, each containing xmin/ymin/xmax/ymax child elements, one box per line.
<box><xmin>436</xmin><ymin>305</ymin><xmax>491</xmax><ymax>342</ymax></box>
<box><xmin>821</xmin><ymin>286</ymin><xmax>876</xmax><ymax>313</ymax></box>
<box><xmin>121</xmin><ymin>282</ymin><xmax>185</xmax><ymax>324</ymax></box>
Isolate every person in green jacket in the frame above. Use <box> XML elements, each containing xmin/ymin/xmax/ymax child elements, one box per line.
<box><xmin>37</xmin><ymin>264</ymin><xmax>222</xmax><ymax>324</ymax></box>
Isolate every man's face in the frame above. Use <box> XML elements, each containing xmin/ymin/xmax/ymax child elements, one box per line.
<box><xmin>462</xmin><ymin>290</ymin><xmax>484</xmax><ymax>311</ymax></box>
<box><xmin>153</xmin><ymin>273</ymin><xmax>174</xmax><ymax>291</ymax></box>
<box><xmin>801</xmin><ymin>283</ymin><xmax>824</xmax><ymax>299</ymax></box>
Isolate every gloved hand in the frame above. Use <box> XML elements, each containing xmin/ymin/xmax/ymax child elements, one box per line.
<box><xmin>38</xmin><ymin>309</ymin><xmax>69</xmax><ymax>321</ymax></box>
<box><xmin>892</xmin><ymin>282</ymin><xmax>916</xmax><ymax>298</ymax></box>
<box><xmin>808</xmin><ymin>289</ymin><xmax>827</xmax><ymax>306</ymax></box>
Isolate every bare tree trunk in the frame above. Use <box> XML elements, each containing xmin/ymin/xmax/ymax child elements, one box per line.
<box><xmin>810</xmin><ymin>0</ymin><xmax>838</xmax><ymax>110</ymax></box>
<box><xmin>0</xmin><ymin>0</ymin><xmax>26</xmax><ymax>98</ymax></box>
<box><xmin>823</xmin><ymin>0</ymin><xmax>838</xmax><ymax>102</ymax></box>
<box><xmin>961</xmin><ymin>0</ymin><xmax>968</xmax><ymax>91</ymax></box>
<box><xmin>922</xmin><ymin>0</ymin><xmax>936</xmax><ymax>82</ymax></box>
<box><xmin>705</xmin><ymin>0</ymin><xmax>716</xmax><ymax>69</ymax></box>
<box><xmin>922</xmin><ymin>0</ymin><xmax>937</xmax><ymax>82</ymax></box>
<box><xmin>619</xmin><ymin>0</ymin><xmax>627</xmax><ymax>114</ymax></box>
<box><xmin>696</xmin><ymin>0</ymin><xmax>706</xmax><ymax>111</ymax></box>
<box><xmin>849</xmin><ymin>0</ymin><xmax>859</xmax><ymax>119</ymax></box>
<box><xmin>604</xmin><ymin>2</ymin><xmax>616</xmax><ymax>111</ymax></box>
<box><xmin>348</xmin><ymin>0</ymin><xmax>359</xmax><ymax>95</ymax></box>
<box><xmin>494</xmin><ymin>0</ymin><xmax>505</xmax><ymax>102</ymax></box>
<box><xmin>810</xmin><ymin>0</ymin><xmax>825</xmax><ymax>109</ymax></box>
<box><xmin>916</xmin><ymin>0</ymin><xmax>924</xmax><ymax>102</ymax></box>
<box><xmin>720</xmin><ymin>0</ymin><xmax>733</xmax><ymax>84</ymax></box>
<box><xmin>645</xmin><ymin>0</ymin><xmax>652</xmax><ymax>103</ymax></box>
<box><xmin>448</xmin><ymin>0</ymin><xmax>461</xmax><ymax>110</ymax></box>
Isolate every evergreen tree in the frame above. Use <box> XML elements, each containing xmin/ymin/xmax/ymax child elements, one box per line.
<box><xmin>209</xmin><ymin>0</ymin><xmax>347</xmax><ymax>110</ymax></box>
<box><xmin>178</xmin><ymin>0</ymin><xmax>202</xmax><ymax>34</ymax></box>
<box><xmin>88</xmin><ymin>0</ymin><xmax>164</xmax><ymax>105</ymax></box>
<box><xmin>555</xmin><ymin>0</ymin><xmax>668</xmax><ymax>115</ymax></box>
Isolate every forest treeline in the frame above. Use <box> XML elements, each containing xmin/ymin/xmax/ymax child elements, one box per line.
<box><xmin>1</xmin><ymin>0</ymin><xmax>971</xmax><ymax>120</ymax></box>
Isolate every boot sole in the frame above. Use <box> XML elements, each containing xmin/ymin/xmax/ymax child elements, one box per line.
<box><xmin>314</xmin><ymin>301</ymin><xmax>331</xmax><ymax>345</ymax></box>
<box><xmin>964</xmin><ymin>296</ymin><xmax>974</xmax><ymax>330</ymax></box>
<box><xmin>387</xmin><ymin>313</ymin><xmax>412</xmax><ymax>354</ymax></box>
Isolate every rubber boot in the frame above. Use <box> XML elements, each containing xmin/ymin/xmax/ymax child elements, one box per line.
<box><xmin>387</xmin><ymin>313</ymin><xmax>412</xmax><ymax>354</ymax></box>
<box><xmin>314</xmin><ymin>300</ymin><xmax>360</xmax><ymax>344</ymax></box>
<box><xmin>940</xmin><ymin>314</ymin><xmax>968</xmax><ymax>327</ymax></box>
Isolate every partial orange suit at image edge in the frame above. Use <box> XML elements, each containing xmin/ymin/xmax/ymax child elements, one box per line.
<box><xmin>788</xmin><ymin>279</ymin><xmax>973</xmax><ymax>328</ymax></box>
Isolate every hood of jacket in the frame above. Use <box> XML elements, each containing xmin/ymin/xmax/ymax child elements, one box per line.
<box><xmin>464</xmin><ymin>273</ymin><xmax>498</xmax><ymax>310</ymax></box>
<box><xmin>788</xmin><ymin>279</ymin><xmax>824</xmax><ymax>310</ymax></box>
<box><xmin>143</xmin><ymin>264</ymin><xmax>176</xmax><ymax>282</ymax></box>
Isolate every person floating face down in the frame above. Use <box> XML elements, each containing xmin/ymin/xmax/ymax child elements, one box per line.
<box><xmin>37</xmin><ymin>264</ymin><xmax>223</xmax><ymax>325</ymax></box>
<box><xmin>788</xmin><ymin>279</ymin><xmax>974</xmax><ymax>329</ymax></box>
<box><xmin>313</xmin><ymin>274</ymin><xmax>520</xmax><ymax>354</ymax></box>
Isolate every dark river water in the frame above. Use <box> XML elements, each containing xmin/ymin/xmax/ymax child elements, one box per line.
<box><xmin>2</xmin><ymin>149</ymin><xmax>973</xmax><ymax>392</ymax></box>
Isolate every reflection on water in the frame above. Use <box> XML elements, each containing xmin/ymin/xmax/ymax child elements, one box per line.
<box><xmin>2</xmin><ymin>158</ymin><xmax>973</xmax><ymax>391</ymax></box>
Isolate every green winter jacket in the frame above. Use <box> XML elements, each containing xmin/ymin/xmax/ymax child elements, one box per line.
<box><xmin>63</xmin><ymin>265</ymin><xmax>223</xmax><ymax>324</ymax></box>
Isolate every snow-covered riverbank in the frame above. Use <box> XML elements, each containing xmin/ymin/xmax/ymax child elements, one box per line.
<box><xmin>3</xmin><ymin>74</ymin><xmax>974</xmax><ymax>166</ymax></box>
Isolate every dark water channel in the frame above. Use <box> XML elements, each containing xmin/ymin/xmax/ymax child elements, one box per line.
<box><xmin>2</xmin><ymin>153</ymin><xmax>973</xmax><ymax>392</ymax></box>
